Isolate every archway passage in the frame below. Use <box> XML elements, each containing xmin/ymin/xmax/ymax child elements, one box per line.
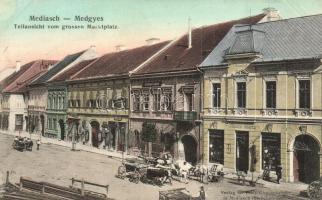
<box><xmin>90</xmin><ymin>121</ymin><xmax>100</xmax><ymax>148</ymax></box>
<box><xmin>59</xmin><ymin>119</ymin><xmax>65</xmax><ymax>140</ymax></box>
<box><xmin>181</xmin><ymin>135</ymin><xmax>197</xmax><ymax>165</ymax></box>
<box><xmin>293</xmin><ymin>135</ymin><xmax>320</xmax><ymax>183</ymax></box>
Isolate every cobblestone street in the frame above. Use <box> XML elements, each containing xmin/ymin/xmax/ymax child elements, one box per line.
<box><xmin>0</xmin><ymin>133</ymin><xmax>308</xmax><ymax>200</ymax></box>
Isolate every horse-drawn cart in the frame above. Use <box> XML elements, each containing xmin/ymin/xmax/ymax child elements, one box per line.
<box><xmin>116</xmin><ymin>158</ymin><xmax>172</xmax><ymax>186</ymax></box>
<box><xmin>140</xmin><ymin>166</ymin><xmax>172</xmax><ymax>186</ymax></box>
<box><xmin>307</xmin><ymin>177</ymin><xmax>322</xmax><ymax>199</ymax></box>
<box><xmin>116</xmin><ymin>159</ymin><xmax>147</xmax><ymax>184</ymax></box>
<box><xmin>207</xmin><ymin>163</ymin><xmax>224</xmax><ymax>182</ymax></box>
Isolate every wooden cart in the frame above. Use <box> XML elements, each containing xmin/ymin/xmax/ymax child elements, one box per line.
<box><xmin>307</xmin><ymin>177</ymin><xmax>322</xmax><ymax>199</ymax></box>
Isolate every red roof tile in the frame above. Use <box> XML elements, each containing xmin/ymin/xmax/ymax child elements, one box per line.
<box><xmin>50</xmin><ymin>58</ymin><xmax>97</xmax><ymax>82</ymax></box>
<box><xmin>3</xmin><ymin>60</ymin><xmax>57</xmax><ymax>93</ymax></box>
<box><xmin>133</xmin><ymin>14</ymin><xmax>266</xmax><ymax>75</ymax></box>
<box><xmin>71</xmin><ymin>41</ymin><xmax>170</xmax><ymax>80</ymax></box>
<box><xmin>0</xmin><ymin>61</ymin><xmax>36</xmax><ymax>92</ymax></box>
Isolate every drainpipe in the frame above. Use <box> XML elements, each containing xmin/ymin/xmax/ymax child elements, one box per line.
<box><xmin>197</xmin><ymin>66</ymin><xmax>204</xmax><ymax>164</ymax></box>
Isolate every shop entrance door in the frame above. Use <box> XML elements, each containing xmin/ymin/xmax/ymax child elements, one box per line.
<box><xmin>236</xmin><ymin>131</ymin><xmax>249</xmax><ymax>173</ymax></box>
<box><xmin>181</xmin><ymin>135</ymin><xmax>197</xmax><ymax>165</ymax></box>
<box><xmin>59</xmin><ymin>119</ymin><xmax>65</xmax><ymax>140</ymax></box>
<box><xmin>90</xmin><ymin>121</ymin><xmax>100</xmax><ymax>148</ymax></box>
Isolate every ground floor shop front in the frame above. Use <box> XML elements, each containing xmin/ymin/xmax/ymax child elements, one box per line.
<box><xmin>45</xmin><ymin>112</ymin><xmax>67</xmax><ymax>140</ymax></box>
<box><xmin>130</xmin><ymin>119</ymin><xmax>202</xmax><ymax>164</ymax></box>
<box><xmin>66</xmin><ymin>113</ymin><xmax>128</xmax><ymax>152</ymax></box>
<box><xmin>28</xmin><ymin>111</ymin><xmax>45</xmax><ymax>136</ymax></box>
<box><xmin>1</xmin><ymin>111</ymin><xmax>28</xmax><ymax>132</ymax></box>
<box><xmin>203</xmin><ymin>118</ymin><xmax>322</xmax><ymax>183</ymax></box>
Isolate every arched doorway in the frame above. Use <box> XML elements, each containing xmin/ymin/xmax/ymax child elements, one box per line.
<box><xmin>181</xmin><ymin>134</ymin><xmax>197</xmax><ymax>165</ymax></box>
<box><xmin>293</xmin><ymin>134</ymin><xmax>320</xmax><ymax>183</ymax></box>
<box><xmin>90</xmin><ymin>121</ymin><xmax>100</xmax><ymax>148</ymax></box>
<box><xmin>59</xmin><ymin>119</ymin><xmax>65</xmax><ymax>140</ymax></box>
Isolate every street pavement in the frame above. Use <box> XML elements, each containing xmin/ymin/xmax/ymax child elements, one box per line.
<box><xmin>0</xmin><ymin>133</ymin><xmax>309</xmax><ymax>200</ymax></box>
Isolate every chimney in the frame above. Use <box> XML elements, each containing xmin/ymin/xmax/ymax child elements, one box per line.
<box><xmin>263</xmin><ymin>7</ymin><xmax>281</xmax><ymax>22</ymax></box>
<box><xmin>90</xmin><ymin>45</ymin><xmax>96</xmax><ymax>51</ymax></box>
<box><xmin>145</xmin><ymin>38</ymin><xmax>160</xmax><ymax>45</ymax></box>
<box><xmin>115</xmin><ymin>45</ymin><xmax>125</xmax><ymax>52</ymax></box>
<box><xmin>15</xmin><ymin>61</ymin><xmax>21</xmax><ymax>72</ymax></box>
<box><xmin>188</xmin><ymin>18</ymin><xmax>192</xmax><ymax>48</ymax></box>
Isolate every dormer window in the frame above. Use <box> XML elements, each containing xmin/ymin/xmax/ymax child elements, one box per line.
<box><xmin>224</xmin><ymin>27</ymin><xmax>265</xmax><ymax>60</ymax></box>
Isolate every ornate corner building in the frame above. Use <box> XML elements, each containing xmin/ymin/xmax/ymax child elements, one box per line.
<box><xmin>200</xmin><ymin>14</ymin><xmax>322</xmax><ymax>183</ymax></box>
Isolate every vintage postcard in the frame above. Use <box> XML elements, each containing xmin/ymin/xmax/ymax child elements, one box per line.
<box><xmin>0</xmin><ymin>0</ymin><xmax>322</xmax><ymax>199</ymax></box>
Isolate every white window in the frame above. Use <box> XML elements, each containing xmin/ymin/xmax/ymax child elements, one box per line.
<box><xmin>212</xmin><ymin>83</ymin><xmax>221</xmax><ymax>108</ymax></box>
<box><xmin>142</xmin><ymin>94</ymin><xmax>150</xmax><ymax>111</ymax></box>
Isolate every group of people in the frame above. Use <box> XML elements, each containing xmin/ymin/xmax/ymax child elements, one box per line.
<box><xmin>13</xmin><ymin>136</ymin><xmax>41</xmax><ymax>151</ymax></box>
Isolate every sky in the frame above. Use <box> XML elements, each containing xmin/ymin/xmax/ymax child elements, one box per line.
<box><xmin>0</xmin><ymin>0</ymin><xmax>322</xmax><ymax>70</ymax></box>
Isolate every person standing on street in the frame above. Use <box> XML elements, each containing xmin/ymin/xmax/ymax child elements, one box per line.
<box><xmin>199</xmin><ymin>186</ymin><xmax>206</xmax><ymax>200</ymax></box>
<box><xmin>276</xmin><ymin>164</ymin><xmax>282</xmax><ymax>184</ymax></box>
<box><xmin>36</xmin><ymin>139</ymin><xmax>41</xmax><ymax>150</ymax></box>
<box><xmin>180</xmin><ymin>162</ymin><xmax>190</xmax><ymax>184</ymax></box>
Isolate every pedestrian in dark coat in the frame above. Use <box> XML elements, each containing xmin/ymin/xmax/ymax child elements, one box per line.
<box><xmin>276</xmin><ymin>164</ymin><xmax>282</xmax><ymax>184</ymax></box>
<box><xmin>199</xmin><ymin>186</ymin><xmax>206</xmax><ymax>200</ymax></box>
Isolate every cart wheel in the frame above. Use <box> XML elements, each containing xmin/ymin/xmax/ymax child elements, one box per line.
<box><xmin>118</xmin><ymin>165</ymin><xmax>126</xmax><ymax>179</ymax></box>
<box><xmin>308</xmin><ymin>181</ymin><xmax>321</xmax><ymax>199</ymax></box>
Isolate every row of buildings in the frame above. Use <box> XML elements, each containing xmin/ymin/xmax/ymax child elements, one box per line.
<box><xmin>1</xmin><ymin>9</ymin><xmax>322</xmax><ymax>184</ymax></box>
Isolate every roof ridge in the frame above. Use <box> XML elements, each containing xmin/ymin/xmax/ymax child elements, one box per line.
<box><xmin>69</xmin><ymin>57</ymin><xmax>100</xmax><ymax>80</ymax></box>
<box><xmin>129</xmin><ymin>40</ymin><xmax>175</xmax><ymax>75</ymax></box>
<box><xmin>254</xmin><ymin>13</ymin><xmax>322</xmax><ymax>26</ymax></box>
<box><xmin>70</xmin><ymin>41</ymin><xmax>171</xmax><ymax>80</ymax></box>
<box><xmin>190</xmin><ymin>13</ymin><xmax>266</xmax><ymax>32</ymax></box>
<box><xmin>50</xmin><ymin>58</ymin><xmax>96</xmax><ymax>82</ymax></box>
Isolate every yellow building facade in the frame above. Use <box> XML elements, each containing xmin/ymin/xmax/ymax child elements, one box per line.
<box><xmin>200</xmin><ymin>15</ymin><xmax>322</xmax><ymax>183</ymax></box>
<box><xmin>202</xmin><ymin>60</ymin><xmax>322</xmax><ymax>183</ymax></box>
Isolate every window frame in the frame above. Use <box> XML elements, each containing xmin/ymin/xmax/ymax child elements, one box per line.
<box><xmin>298</xmin><ymin>79</ymin><xmax>311</xmax><ymax>109</ymax></box>
<box><xmin>212</xmin><ymin>82</ymin><xmax>221</xmax><ymax>108</ymax></box>
<box><xmin>236</xmin><ymin>81</ymin><xmax>246</xmax><ymax>108</ymax></box>
<box><xmin>265</xmin><ymin>81</ymin><xmax>277</xmax><ymax>109</ymax></box>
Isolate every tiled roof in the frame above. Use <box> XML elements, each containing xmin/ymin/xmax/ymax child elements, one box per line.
<box><xmin>71</xmin><ymin>41</ymin><xmax>170</xmax><ymax>80</ymax></box>
<box><xmin>133</xmin><ymin>14</ymin><xmax>266</xmax><ymax>75</ymax></box>
<box><xmin>50</xmin><ymin>58</ymin><xmax>97</xmax><ymax>82</ymax></box>
<box><xmin>3</xmin><ymin>60</ymin><xmax>57</xmax><ymax>93</ymax></box>
<box><xmin>0</xmin><ymin>61</ymin><xmax>37</xmax><ymax>92</ymax></box>
<box><xmin>31</xmin><ymin>50</ymin><xmax>85</xmax><ymax>85</ymax></box>
<box><xmin>200</xmin><ymin>14</ymin><xmax>322</xmax><ymax>67</ymax></box>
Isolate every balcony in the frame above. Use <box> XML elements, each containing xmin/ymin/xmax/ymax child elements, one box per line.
<box><xmin>174</xmin><ymin>111</ymin><xmax>197</xmax><ymax>121</ymax></box>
